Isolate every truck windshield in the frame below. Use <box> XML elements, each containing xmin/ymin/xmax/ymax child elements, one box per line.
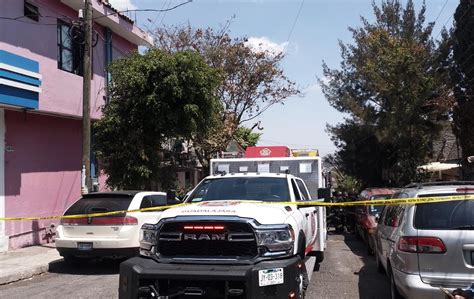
<box><xmin>187</xmin><ymin>177</ymin><xmax>290</xmax><ymax>202</ymax></box>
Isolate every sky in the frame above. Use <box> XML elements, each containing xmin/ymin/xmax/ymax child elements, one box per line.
<box><xmin>110</xmin><ymin>0</ymin><xmax>458</xmax><ymax>156</ymax></box>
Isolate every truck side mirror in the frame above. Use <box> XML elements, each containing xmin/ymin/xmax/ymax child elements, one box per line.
<box><xmin>167</xmin><ymin>189</ymin><xmax>177</xmax><ymax>204</ymax></box>
<box><xmin>318</xmin><ymin>188</ymin><xmax>331</xmax><ymax>202</ymax></box>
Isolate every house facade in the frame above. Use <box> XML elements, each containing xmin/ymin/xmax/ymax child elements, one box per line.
<box><xmin>0</xmin><ymin>0</ymin><xmax>152</xmax><ymax>251</ymax></box>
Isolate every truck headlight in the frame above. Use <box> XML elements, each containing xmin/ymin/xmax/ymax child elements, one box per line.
<box><xmin>255</xmin><ymin>225</ymin><xmax>295</xmax><ymax>253</ymax></box>
<box><xmin>139</xmin><ymin>223</ymin><xmax>158</xmax><ymax>257</ymax></box>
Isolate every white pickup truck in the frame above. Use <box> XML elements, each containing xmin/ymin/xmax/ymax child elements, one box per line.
<box><xmin>119</xmin><ymin>172</ymin><xmax>326</xmax><ymax>299</ymax></box>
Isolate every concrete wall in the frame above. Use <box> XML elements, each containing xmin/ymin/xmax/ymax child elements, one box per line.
<box><xmin>0</xmin><ymin>110</ymin><xmax>6</xmax><ymax>252</ymax></box>
<box><xmin>4</xmin><ymin>110</ymin><xmax>84</xmax><ymax>249</ymax></box>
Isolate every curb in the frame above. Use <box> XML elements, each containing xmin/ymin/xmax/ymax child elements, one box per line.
<box><xmin>0</xmin><ymin>247</ymin><xmax>63</xmax><ymax>286</ymax></box>
<box><xmin>0</xmin><ymin>263</ymin><xmax>51</xmax><ymax>285</ymax></box>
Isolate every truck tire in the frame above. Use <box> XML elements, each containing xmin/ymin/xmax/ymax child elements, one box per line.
<box><xmin>298</xmin><ymin>233</ymin><xmax>306</xmax><ymax>260</ymax></box>
<box><xmin>315</xmin><ymin>251</ymin><xmax>324</xmax><ymax>264</ymax></box>
<box><xmin>297</xmin><ymin>262</ymin><xmax>309</xmax><ymax>299</ymax></box>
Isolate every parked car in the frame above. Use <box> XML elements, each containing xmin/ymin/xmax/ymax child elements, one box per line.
<box><xmin>374</xmin><ymin>182</ymin><xmax>474</xmax><ymax>299</ymax></box>
<box><xmin>56</xmin><ymin>191</ymin><xmax>175</xmax><ymax>262</ymax></box>
<box><xmin>354</xmin><ymin>188</ymin><xmax>396</xmax><ymax>254</ymax></box>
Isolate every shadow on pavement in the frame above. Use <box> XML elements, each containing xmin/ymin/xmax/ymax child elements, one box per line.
<box><xmin>342</xmin><ymin>232</ymin><xmax>390</xmax><ymax>299</ymax></box>
<box><xmin>48</xmin><ymin>257</ymin><xmax>123</xmax><ymax>275</ymax></box>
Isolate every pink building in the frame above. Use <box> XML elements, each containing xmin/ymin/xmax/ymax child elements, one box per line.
<box><xmin>0</xmin><ymin>0</ymin><xmax>153</xmax><ymax>251</ymax></box>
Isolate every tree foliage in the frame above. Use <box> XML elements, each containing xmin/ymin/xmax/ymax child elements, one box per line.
<box><xmin>234</xmin><ymin>127</ymin><xmax>262</xmax><ymax>148</ymax></box>
<box><xmin>94</xmin><ymin>49</ymin><xmax>221</xmax><ymax>189</ymax></box>
<box><xmin>450</xmin><ymin>0</ymin><xmax>474</xmax><ymax>179</ymax></box>
<box><xmin>153</xmin><ymin>22</ymin><xmax>298</xmax><ymax>165</ymax></box>
<box><xmin>321</xmin><ymin>0</ymin><xmax>450</xmax><ymax>186</ymax></box>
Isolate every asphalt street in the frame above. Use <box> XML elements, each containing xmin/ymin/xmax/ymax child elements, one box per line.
<box><xmin>307</xmin><ymin>232</ymin><xmax>390</xmax><ymax>299</ymax></box>
<box><xmin>0</xmin><ymin>258</ymin><xmax>120</xmax><ymax>298</ymax></box>
<box><xmin>0</xmin><ymin>232</ymin><xmax>390</xmax><ymax>299</ymax></box>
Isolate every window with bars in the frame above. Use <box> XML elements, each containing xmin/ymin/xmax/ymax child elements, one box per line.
<box><xmin>57</xmin><ymin>21</ymin><xmax>84</xmax><ymax>76</ymax></box>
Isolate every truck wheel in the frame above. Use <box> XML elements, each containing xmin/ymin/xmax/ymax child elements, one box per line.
<box><xmin>315</xmin><ymin>251</ymin><xmax>324</xmax><ymax>264</ymax></box>
<box><xmin>297</xmin><ymin>264</ymin><xmax>309</xmax><ymax>299</ymax></box>
<box><xmin>298</xmin><ymin>234</ymin><xmax>306</xmax><ymax>260</ymax></box>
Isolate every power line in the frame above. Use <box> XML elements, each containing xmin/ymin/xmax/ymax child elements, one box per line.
<box><xmin>433</xmin><ymin>0</ymin><xmax>450</xmax><ymax>40</ymax></box>
<box><xmin>434</xmin><ymin>0</ymin><xmax>449</xmax><ymax>24</ymax></box>
<box><xmin>30</xmin><ymin>0</ymin><xmax>73</xmax><ymax>22</ymax></box>
<box><xmin>0</xmin><ymin>1</ymin><xmax>191</xmax><ymax>26</ymax></box>
<box><xmin>0</xmin><ymin>16</ymin><xmax>61</xmax><ymax>25</ymax></box>
<box><xmin>95</xmin><ymin>30</ymin><xmax>129</xmax><ymax>57</ymax></box>
<box><xmin>146</xmin><ymin>0</ymin><xmax>170</xmax><ymax>32</ymax></box>
<box><xmin>158</xmin><ymin>0</ymin><xmax>174</xmax><ymax>28</ymax></box>
<box><xmin>91</xmin><ymin>1</ymin><xmax>192</xmax><ymax>21</ymax></box>
<box><xmin>434</xmin><ymin>1</ymin><xmax>472</xmax><ymax>40</ymax></box>
<box><xmin>435</xmin><ymin>14</ymin><xmax>453</xmax><ymax>40</ymax></box>
<box><xmin>286</xmin><ymin>0</ymin><xmax>305</xmax><ymax>43</ymax></box>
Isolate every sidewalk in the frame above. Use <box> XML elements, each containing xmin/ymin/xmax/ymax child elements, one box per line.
<box><xmin>0</xmin><ymin>243</ymin><xmax>62</xmax><ymax>285</ymax></box>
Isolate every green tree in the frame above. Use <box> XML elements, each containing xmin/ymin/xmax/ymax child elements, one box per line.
<box><xmin>325</xmin><ymin>121</ymin><xmax>392</xmax><ymax>187</ymax></box>
<box><xmin>451</xmin><ymin>0</ymin><xmax>474</xmax><ymax>179</ymax></box>
<box><xmin>234</xmin><ymin>126</ymin><xmax>261</xmax><ymax>148</ymax></box>
<box><xmin>321</xmin><ymin>0</ymin><xmax>450</xmax><ymax>186</ymax></box>
<box><xmin>94</xmin><ymin>49</ymin><xmax>221</xmax><ymax>189</ymax></box>
<box><xmin>153</xmin><ymin>22</ymin><xmax>298</xmax><ymax>166</ymax></box>
<box><xmin>324</xmin><ymin>154</ymin><xmax>363</xmax><ymax>194</ymax></box>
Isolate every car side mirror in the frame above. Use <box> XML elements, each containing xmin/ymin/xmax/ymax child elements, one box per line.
<box><xmin>318</xmin><ymin>188</ymin><xmax>331</xmax><ymax>202</ymax></box>
<box><xmin>182</xmin><ymin>191</ymin><xmax>191</xmax><ymax>201</ymax></box>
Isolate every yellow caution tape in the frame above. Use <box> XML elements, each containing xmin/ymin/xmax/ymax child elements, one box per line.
<box><xmin>1</xmin><ymin>195</ymin><xmax>473</xmax><ymax>221</ymax></box>
<box><xmin>0</xmin><ymin>203</ymin><xmax>188</xmax><ymax>221</ymax></box>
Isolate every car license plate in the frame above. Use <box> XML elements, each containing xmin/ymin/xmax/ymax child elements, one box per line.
<box><xmin>77</xmin><ymin>242</ymin><xmax>93</xmax><ymax>251</ymax></box>
<box><xmin>258</xmin><ymin>268</ymin><xmax>284</xmax><ymax>287</ymax></box>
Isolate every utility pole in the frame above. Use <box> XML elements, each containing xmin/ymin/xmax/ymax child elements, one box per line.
<box><xmin>81</xmin><ymin>0</ymin><xmax>92</xmax><ymax>194</ymax></box>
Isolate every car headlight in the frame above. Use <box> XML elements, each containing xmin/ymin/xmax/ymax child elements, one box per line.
<box><xmin>255</xmin><ymin>225</ymin><xmax>295</xmax><ymax>254</ymax></box>
<box><xmin>139</xmin><ymin>223</ymin><xmax>158</xmax><ymax>257</ymax></box>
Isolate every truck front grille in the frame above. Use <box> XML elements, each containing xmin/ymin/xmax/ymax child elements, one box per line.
<box><xmin>157</xmin><ymin>221</ymin><xmax>258</xmax><ymax>259</ymax></box>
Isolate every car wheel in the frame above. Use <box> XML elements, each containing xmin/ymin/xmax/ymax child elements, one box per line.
<box><xmin>366</xmin><ymin>233</ymin><xmax>375</xmax><ymax>255</ymax></box>
<box><xmin>63</xmin><ymin>255</ymin><xmax>80</xmax><ymax>265</ymax></box>
<box><xmin>388</xmin><ymin>265</ymin><xmax>403</xmax><ymax>299</ymax></box>
<box><xmin>335</xmin><ymin>225</ymin><xmax>344</xmax><ymax>233</ymax></box>
<box><xmin>375</xmin><ymin>252</ymin><xmax>384</xmax><ymax>274</ymax></box>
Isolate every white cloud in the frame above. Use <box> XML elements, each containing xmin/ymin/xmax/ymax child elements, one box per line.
<box><xmin>303</xmin><ymin>77</ymin><xmax>330</xmax><ymax>94</ymax></box>
<box><xmin>244</xmin><ymin>37</ymin><xmax>288</xmax><ymax>57</ymax></box>
<box><xmin>303</xmin><ymin>83</ymin><xmax>321</xmax><ymax>93</ymax></box>
<box><xmin>109</xmin><ymin>0</ymin><xmax>137</xmax><ymax>11</ymax></box>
